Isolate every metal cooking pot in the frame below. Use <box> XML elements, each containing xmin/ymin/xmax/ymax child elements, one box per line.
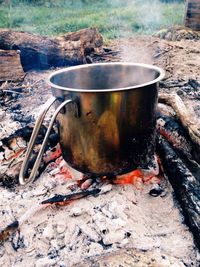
<box><xmin>19</xmin><ymin>62</ymin><xmax>165</xmax><ymax>185</ymax></box>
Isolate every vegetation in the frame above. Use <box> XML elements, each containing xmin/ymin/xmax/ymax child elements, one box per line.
<box><xmin>0</xmin><ymin>0</ymin><xmax>185</xmax><ymax>40</ymax></box>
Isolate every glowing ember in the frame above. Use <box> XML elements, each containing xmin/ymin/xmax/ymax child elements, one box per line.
<box><xmin>113</xmin><ymin>155</ymin><xmax>161</xmax><ymax>189</ymax></box>
<box><xmin>43</xmin><ymin>144</ymin><xmax>62</xmax><ymax>163</ymax></box>
<box><xmin>45</xmin><ymin>147</ymin><xmax>161</xmax><ymax>190</ymax></box>
<box><xmin>7</xmin><ymin>147</ymin><xmax>25</xmax><ymax>161</ymax></box>
<box><xmin>54</xmin><ymin>160</ymin><xmax>73</xmax><ymax>180</ymax></box>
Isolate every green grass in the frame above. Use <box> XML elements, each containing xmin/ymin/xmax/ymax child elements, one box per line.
<box><xmin>0</xmin><ymin>0</ymin><xmax>185</xmax><ymax>40</ymax></box>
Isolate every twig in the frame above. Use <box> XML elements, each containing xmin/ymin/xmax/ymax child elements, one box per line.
<box><xmin>2</xmin><ymin>90</ymin><xmax>24</xmax><ymax>95</ymax></box>
<box><xmin>159</xmin><ymin>81</ymin><xmax>186</xmax><ymax>88</ymax></box>
<box><xmin>41</xmin><ymin>188</ymin><xmax>101</xmax><ymax>204</ymax></box>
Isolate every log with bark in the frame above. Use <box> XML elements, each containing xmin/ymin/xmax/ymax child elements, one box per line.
<box><xmin>158</xmin><ymin>93</ymin><xmax>200</xmax><ymax>158</ymax></box>
<box><xmin>0</xmin><ymin>50</ymin><xmax>24</xmax><ymax>82</ymax></box>
<box><xmin>157</xmin><ymin>136</ymin><xmax>200</xmax><ymax>250</ymax></box>
<box><xmin>0</xmin><ymin>28</ymin><xmax>103</xmax><ymax>71</ymax></box>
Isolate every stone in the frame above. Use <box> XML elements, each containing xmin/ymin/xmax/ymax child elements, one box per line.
<box><xmin>94</xmin><ymin>220</ymin><xmax>108</xmax><ymax>235</ymax></box>
<box><xmin>103</xmin><ymin>230</ymin><xmax>125</xmax><ymax>245</ymax></box>
<box><xmin>57</xmin><ymin>222</ymin><xmax>66</xmax><ymax>234</ymax></box>
<box><xmin>88</xmin><ymin>242</ymin><xmax>103</xmax><ymax>257</ymax></box>
<box><xmin>69</xmin><ymin>207</ymin><xmax>83</xmax><ymax>217</ymax></box>
<box><xmin>100</xmin><ymin>184</ymin><xmax>113</xmax><ymax>194</ymax></box>
<box><xmin>57</xmin><ymin>237</ymin><xmax>65</xmax><ymax>249</ymax></box>
<box><xmin>108</xmin><ymin>202</ymin><xmax>128</xmax><ymax>220</ymax></box>
<box><xmin>64</xmin><ymin>225</ymin><xmax>80</xmax><ymax>245</ymax></box>
<box><xmin>42</xmin><ymin>225</ymin><xmax>54</xmax><ymax>240</ymax></box>
<box><xmin>35</xmin><ymin>257</ymin><xmax>56</xmax><ymax>267</ymax></box>
<box><xmin>101</xmin><ymin>207</ymin><xmax>114</xmax><ymax>219</ymax></box>
<box><xmin>79</xmin><ymin>224</ymin><xmax>101</xmax><ymax>242</ymax></box>
<box><xmin>112</xmin><ymin>218</ymin><xmax>127</xmax><ymax>229</ymax></box>
<box><xmin>116</xmin><ymin>238</ymin><xmax>129</xmax><ymax>248</ymax></box>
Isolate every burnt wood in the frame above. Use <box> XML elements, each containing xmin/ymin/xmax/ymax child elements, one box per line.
<box><xmin>157</xmin><ymin>112</ymin><xmax>200</xmax><ymax>164</ymax></box>
<box><xmin>0</xmin><ymin>28</ymin><xmax>103</xmax><ymax>71</ymax></box>
<box><xmin>0</xmin><ymin>125</ymin><xmax>59</xmax><ymax>188</ymax></box>
<box><xmin>158</xmin><ymin>93</ymin><xmax>200</xmax><ymax>157</ymax></box>
<box><xmin>157</xmin><ymin>136</ymin><xmax>200</xmax><ymax>250</ymax></box>
<box><xmin>0</xmin><ymin>50</ymin><xmax>24</xmax><ymax>82</ymax></box>
<box><xmin>41</xmin><ymin>188</ymin><xmax>101</xmax><ymax>204</ymax></box>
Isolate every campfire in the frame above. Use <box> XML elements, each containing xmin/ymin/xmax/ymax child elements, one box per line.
<box><xmin>0</xmin><ymin>28</ymin><xmax>200</xmax><ymax>266</ymax></box>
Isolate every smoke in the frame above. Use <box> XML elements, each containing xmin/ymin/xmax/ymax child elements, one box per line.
<box><xmin>106</xmin><ymin>0</ymin><xmax>163</xmax><ymax>65</ymax></box>
<box><xmin>137</xmin><ymin>0</ymin><xmax>162</xmax><ymax>34</ymax></box>
<box><xmin>102</xmin><ymin>0</ymin><xmax>162</xmax><ymax>64</ymax></box>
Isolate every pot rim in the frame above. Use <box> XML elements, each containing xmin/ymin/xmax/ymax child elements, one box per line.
<box><xmin>47</xmin><ymin>62</ymin><xmax>165</xmax><ymax>93</ymax></box>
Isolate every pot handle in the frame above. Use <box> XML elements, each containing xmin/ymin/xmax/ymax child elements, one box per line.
<box><xmin>19</xmin><ymin>96</ymin><xmax>73</xmax><ymax>185</ymax></box>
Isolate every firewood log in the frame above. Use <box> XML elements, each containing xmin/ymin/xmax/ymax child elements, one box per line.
<box><xmin>158</xmin><ymin>93</ymin><xmax>200</xmax><ymax>153</ymax></box>
<box><xmin>157</xmin><ymin>113</ymin><xmax>193</xmax><ymax>157</ymax></box>
<box><xmin>0</xmin><ymin>28</ymin><xmax>103</xmax><ymax>71</ymax></box>
<box><xmin>157</xmin><ymin>136</ymin><xmax>200</xmax><ymax>250</ymax></box>
<box><xmin>0</xmin><ymin>50</ymin><xmax>24</xmax><ymax>82</ymax></box>
<box><xmin>157</xmin><ymin>112</ymin><xmax>200</xmax><ymax>164</ymax></box>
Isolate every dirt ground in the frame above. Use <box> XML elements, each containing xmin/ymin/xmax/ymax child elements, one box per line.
<box><xmin>0</xmin><ymin>32</ymin><xmax>200</xmax><ymax>267</ymax></box>
<box><xmin>111</xmin><ymin>34</ymin><xmax>200</xmax><ymax>116</ymax></box>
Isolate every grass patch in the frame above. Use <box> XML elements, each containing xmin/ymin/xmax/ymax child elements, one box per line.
<box><xmin>0</xmin><ymin>0</ymin><xmax>185</xmax><ymax>40</ymax></box>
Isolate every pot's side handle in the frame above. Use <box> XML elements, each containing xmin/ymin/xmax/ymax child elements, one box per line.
<box><xmin>19</xmin><ymin>97</ymin><xmax>73</xmax><ymax>185</ymax></box>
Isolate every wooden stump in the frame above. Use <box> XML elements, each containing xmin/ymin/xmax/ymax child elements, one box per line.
<box><xmin>0</xmin><ymin>50</ymin><xmax>24</xmax><ymax>82</ymax></box>
<box><xmin>0</xmin><ymin>28</ymin><xmax>103</xmax><ymax>71</ymax></box>
<box><xmin>185</xmin><ymin>0</ymin><xmax>200</xmax><ymax>31</ymax></box>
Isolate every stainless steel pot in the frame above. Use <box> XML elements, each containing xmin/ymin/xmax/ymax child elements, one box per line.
<box><xmin>19</xmin><ymin>62</ymin><xmax>165</xmax><ymax>185</ymax></box>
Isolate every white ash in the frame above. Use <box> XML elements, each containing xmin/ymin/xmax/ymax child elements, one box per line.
<box><xmin>0</xmin><ymin>111</ymin><xmax>21</xmax><ymax>140</ymax></box>
<box><xmin>0</xmin><ymin>170</ymin><xmax>199</xmax><ymax>267</ymax></box>
<box><xmin>69</xmin><ymin>207</ymin><xmax>83</xmax><ymax>217</ymax></box>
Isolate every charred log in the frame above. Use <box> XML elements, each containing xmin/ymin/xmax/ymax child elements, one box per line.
<box><xmin>156</xmin><ymin>112</ymin><xmax>199</xmax><ymax>163</ymax></box>
<box><xmin>0</xmin><ymin>125</ymin><xmax>59</xmax><ymax>188</ymax></box>
<box><xmin>0</xmin><ymin>28</ymin><xmax>103</xmax><ymax>71</ymax></box>
<box><xmin>157</xmin><ymin>136</ymin><xmax>200</xmax><ymax>250</ymax></box>
<box><xmin>1</xmin><ymin>124</ymin><xmax>58</xmax><ymax>148</ymax></box>
<box><xmin>158</xmin><ymin>93</ymin><xmax>200</xmax><ymax>155</ymax></box>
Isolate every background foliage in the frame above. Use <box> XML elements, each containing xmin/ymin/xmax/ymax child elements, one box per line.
<box><xmin>0</xmin><ymin>0</ymin><xmax>185</xmax><ymax>40</ymax></box>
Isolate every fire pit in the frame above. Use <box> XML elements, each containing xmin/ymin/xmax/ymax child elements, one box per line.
<box><xmin>0</xmin><ymin>33</ymin><xmax>200</xmax><ymax>267</ymax></box>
